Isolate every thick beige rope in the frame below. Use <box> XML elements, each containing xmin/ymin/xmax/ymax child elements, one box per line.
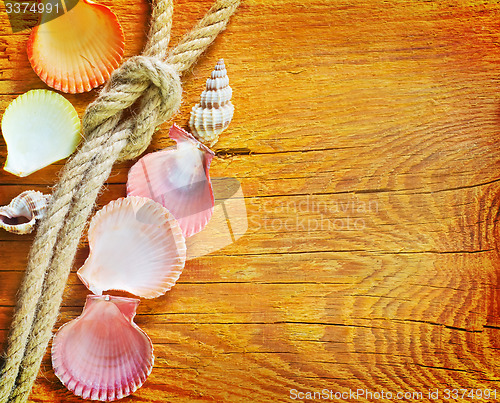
<box><xmin>0</xmin><ymin>0</ymin><xmax>240</xmax><ymax>401</ymax></box>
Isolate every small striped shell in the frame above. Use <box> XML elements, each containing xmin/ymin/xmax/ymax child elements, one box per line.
<box><xmin>0</xmin><ymin>190</ymin><xmax>51</xmax><ymax>234</ymax></box>
<box><xmin>189</xmin><ymin>59</ymin><xmax>234</xmax><ymax>147</ymax></box>
<box><xmin>77</xmin><ymin>196</ymin><xmax>187</xmax><ymax>299</ymax></box>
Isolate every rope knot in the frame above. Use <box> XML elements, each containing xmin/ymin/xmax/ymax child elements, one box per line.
<box><xmin>82</xmin><ymin>55</ymin><xmax>182</xmax><ymax>161</ymax></box>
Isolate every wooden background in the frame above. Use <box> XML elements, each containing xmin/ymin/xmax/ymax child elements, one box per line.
<box><xmin>1</xmin><ymin>0</ymin><xmax>500</xmax><ymax>401</ymax></box>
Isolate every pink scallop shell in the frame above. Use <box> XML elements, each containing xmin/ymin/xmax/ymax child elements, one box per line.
<box><xmin>127</xmin><ymin>124</ymin><xmax>215</xmax><ymax>238</ymax></box>
<box><xmin>77</xmin><ymin>197</ymin><xmax>186</xmax><ymax>299</ymax></box>
<box><xmin>52</xmin><ymin>295</ymin><xmax>153</xmax><ymax>401</ymax></box>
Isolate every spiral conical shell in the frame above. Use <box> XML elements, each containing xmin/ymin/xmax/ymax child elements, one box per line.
<box><xmin>189</xmin><ymin>59</ymin><xmax>234</xmax><ymax>147</ymax></box>
<box><xmin>0</xmin><ymin>190</ymin><xmax>51</xmax><ymax>234</ymax></box>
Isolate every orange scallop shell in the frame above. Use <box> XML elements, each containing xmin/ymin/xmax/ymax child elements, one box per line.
<box><xmin>27</xmin><ymin>0</ymin><xmax>124</xmax><ymax>93</ymax></box>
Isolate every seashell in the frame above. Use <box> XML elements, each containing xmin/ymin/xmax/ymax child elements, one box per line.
<box><xmin>1</xmin><ymin>90</ymin><xmax>81</xmax><ymax>177</ymax></box>
<box><xmin>27</xmin><ymin>0</ymin><xmax>124</xmax><ymax>94</ymax></box>
<box><xmin>127</xmin><ymin>124</ymin><xmax>215</xmax><ymax>238</ymax></box>
<box><xmin>77</xmin><ymin>196</ymin><xmax>186</xmax><ymax>299</ymax></box>
<box><xmin>0</xmin><ymin>191</ymin><xmax>51</xmax><ymax>235</ymax></box>
<box><xmin>52</xmin><ymin>294</ymin><xmax>153</xmax><ymax>401</ymax></box>
<box><xmin>189</xmin><ymin>59</ymin><xmax>234</xmax><ymax>147</ymax></box>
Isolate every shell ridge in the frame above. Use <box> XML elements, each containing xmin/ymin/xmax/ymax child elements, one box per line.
<box><xmin>52</xmin><ymin>295</ymin><xmax>154</xmax><ymax>401</ymax></box>
<box><xmin>0</xmin><ymin>191</ymin><xmax>51</xmax><ymax>234</ymax></box>
<box><xmin>2</xmin><ymin>90</ymin><xmax>81</xmax><ymax>177</ymax></box>
<box><xmin>27</xmin><ymin>0</ymin><xmax>124</xmax><ymax>93</ymax></box>
<box><xmin>77</xmin><ymin>197</ymin><xmax>187</xmax><ymax>298</ymax></box>
<box><xmin>127</xmin><ymin>130</ymin><xmax>214</xmax><ymax>237</ymax></box>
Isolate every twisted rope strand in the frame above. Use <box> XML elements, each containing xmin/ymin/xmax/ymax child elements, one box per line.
<box><xmin>167</xmin><ymin>0</ymin><xmax>240</xmax><ymax>72</ymax></box>
<box><xmin>0</xmin><ymin>0</ymin><xmax>240</xmax><ymax>401</ymax></box>
<box><xmin>143</xmin><ymin>0</ymin><xmax>173</xmax><ymax>59</ymax></box>
<box><xmin>0</xmin><ymin>118</ymin><xmax>126</xmax><ymax>403</ymax></box>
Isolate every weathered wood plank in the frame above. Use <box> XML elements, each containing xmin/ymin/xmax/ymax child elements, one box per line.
<box><xmin>1</xmin><ymin>0</ymin><xmax>500</xmax><ymax>401</ymax></box>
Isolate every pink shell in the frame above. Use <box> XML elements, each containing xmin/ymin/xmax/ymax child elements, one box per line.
<box><xmin>52</xmin><ymin>295</ymin><xmax>153</xmax><ymax>401</ymax></box>
<box><xmin>77</xmin><ymin>197</ymin><xmax>186</xmax><ymax>299</ymax></box>
<box><xmin>127</xmin><ymin>124</ymin><xmax>215</xmax><ymax>238</ymax></box>
<box><xmin>27</xmin><ymin>0</ymin><xmax>124</xmax><ymax>93</ymax></box>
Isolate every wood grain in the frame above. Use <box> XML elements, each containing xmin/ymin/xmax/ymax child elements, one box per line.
<box><xmin>1</xmin><ymin>0</ymin><xmax>500</xmax><ymax>401</ymax></box>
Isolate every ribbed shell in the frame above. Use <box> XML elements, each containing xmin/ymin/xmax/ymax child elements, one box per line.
<box><xmin>52</xmin><ymin>295</ymin><xmax>153</xmax><ymax>401</ymax></box>
<box><xmin>77</xmin><ymin>196</ymin><xmax>187</xmax><ymax>299</ymax></box>
<box><xmin>189</xmin><ymin>59</ymin><xmax>234</xmax><ymax>147</ymax></box>
<box><xmin>127</xmin><ymin>124</ymin><xmax>215</xmax><ymax>238</ymax></box>
<box><xmin>0</xmin><ymin>190</ymin><xmax>51</xmax><ymax>234</ymax></box>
